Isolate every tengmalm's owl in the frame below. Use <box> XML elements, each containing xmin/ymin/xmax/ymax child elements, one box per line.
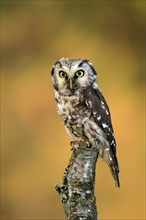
<box><xmin>51</xmin><ymin>58</ymin><xmax>120</xmax><ymax>187</ymax></box>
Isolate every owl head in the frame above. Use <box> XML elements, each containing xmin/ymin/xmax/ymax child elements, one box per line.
<box><xmin>51</xmin><ymin>58</ymin><xmax>97</xmax><ymax>95</ymax></box>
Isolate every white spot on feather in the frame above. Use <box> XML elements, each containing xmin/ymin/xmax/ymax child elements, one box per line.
<box><xmin>101</xmin><ymin>104</ymin><xmax>105</xmax><ymax>110</ymax></box>
<box><xmin>87</xmin><ymin>100</ymin><xmax>92</xmax><ymax>107</ymax></box>
<box><xmin>111</xmin><ymin>140</ymin><xmax>115</xmax><ymax>145</ymax></box>
<box><xmin>102</xmin><ymin>123</ymin><xmax>108</xmax><ymax>128</ymax></box>
<box><xmin>93</xmin><ymin>111</ymin><xmax>97</xmax><ymax>116</ymax></box>
<box><xmin>92</xmin><ymin>83</ymin><xmax>98</xmax><ymax>89</ymax></box>
<box><xmin>105</xmin><ymin>109</ymin><xmax>109</xmax><ymax>115</ymax></box>
<box><xmin>97</xmin><ymin>115</ymin><xmax>101</xmax><ymax>120</ymax></box>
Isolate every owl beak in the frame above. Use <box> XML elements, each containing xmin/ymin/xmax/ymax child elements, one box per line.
<box><xmin>69</xmin><ymin>78</ymin><xmax>73</xmax><ymax>89</ymax></box>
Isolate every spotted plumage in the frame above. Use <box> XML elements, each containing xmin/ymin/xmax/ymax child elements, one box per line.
<box><xmin>51</xmin><ymin>58</ymin><xmax>120</xmax><ymax>187</ymax></box>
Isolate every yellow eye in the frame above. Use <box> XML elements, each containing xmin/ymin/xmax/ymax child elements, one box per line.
<box><xmin>59</xmin><ymin>71</ymin><xmax>67</xmax><ymax>78</ymax></box>
<box><xmin>75</xmin><ymin>70</ymin><xmax>84</xmax><ymax>77</ymax></box>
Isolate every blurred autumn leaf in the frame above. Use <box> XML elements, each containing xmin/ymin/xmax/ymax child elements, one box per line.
<box><xmin>1</xmin><ymin>1</ymin><xmax>145</xmax><ymax>219</ymax></box>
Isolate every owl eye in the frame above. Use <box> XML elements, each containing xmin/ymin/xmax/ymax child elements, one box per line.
<box><xmin>75</xmin><ymin>70</ymin><xmax>84</xmax><ymax>77</ymax></box>
<box><xmin>59</xmin><ymin>71</ymin><xmax>67</xmax><ymax>78</ymax></box>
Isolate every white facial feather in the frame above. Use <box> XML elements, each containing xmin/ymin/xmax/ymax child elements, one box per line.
<box><xmin>53</xmin><ymin>60</ymin><xmax>97</xmax><ymax>93</ymax></box>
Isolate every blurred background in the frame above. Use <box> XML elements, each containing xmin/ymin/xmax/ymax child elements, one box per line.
<box><xmin>1</xmin><ymin>0</ymin><xmax>145</xmax><ymax>219</ymax></box>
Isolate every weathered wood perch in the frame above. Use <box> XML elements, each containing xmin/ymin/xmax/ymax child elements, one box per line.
<box><xmin>55</xmin><ymin>141</ymin><xmax>98</xmax><ymax>220</ymax></box>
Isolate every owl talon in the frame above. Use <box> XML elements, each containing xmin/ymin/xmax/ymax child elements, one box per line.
<box><xmin>86</xmin><ymin>141</ymin><xmax>91</xmax><ymax>148</ymax></box>
<box><xmin>70</xmin><ymin>141</ymin><xmax>80</xmax><ymax>149</ymax></box>
<box><xmin>70</xmin><ymin>140</ymin><xmax>91</xmax><ymax>149</ymax></box>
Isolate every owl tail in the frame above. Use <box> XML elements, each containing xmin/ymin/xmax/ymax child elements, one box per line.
<box><xmin>109</xmin><ymin>154</ymin><xmax>120</xmax><ymax>188</ymax></box>
<box><xmin>102</xmin><ymin>147</ymin><xmax>120</xmax><ymax>188</ymax></box>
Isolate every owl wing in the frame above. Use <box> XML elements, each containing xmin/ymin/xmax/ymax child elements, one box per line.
<box><xmin>83</xmin><ymin>86</ymin><xmax>120</xmax><ymax>187</ymax></box>
<box><xmin>83</xmin><ymin>86</ymin><xmax>116</xmax><ymax>154</ymax></box>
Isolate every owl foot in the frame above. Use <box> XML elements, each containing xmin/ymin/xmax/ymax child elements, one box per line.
<box><xmin>70</xmin><ymin>140</ymin><xmax>91</xmax><ymax>149</ymax></box>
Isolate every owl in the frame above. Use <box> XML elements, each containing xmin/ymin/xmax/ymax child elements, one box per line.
<box><xmin>51</xmin><ymin>58</ymin><xmax>120</xmax><ymax>187</ymax></box>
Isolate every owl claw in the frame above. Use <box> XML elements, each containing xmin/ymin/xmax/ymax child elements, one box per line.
<box><xmin>70</xmin><ymin>140</ymin><xmax>91</xmax><ymax>149</ymax></box>
<box><xmin>70</xmin><ymin>141</ymin><xmax>79</xmax><ymax>148</ymax></box>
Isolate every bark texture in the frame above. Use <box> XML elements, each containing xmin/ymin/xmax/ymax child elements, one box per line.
<box><xmin>55</xmin><ymin>141</ymin><xmax>98</xmax><ymax>220</ymax></box>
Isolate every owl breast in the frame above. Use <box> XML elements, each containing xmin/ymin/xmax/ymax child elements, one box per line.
<box><xmin>55</xmin><ymin>91</ymin><xmax>91</xmax><ymax>140</ymax></box>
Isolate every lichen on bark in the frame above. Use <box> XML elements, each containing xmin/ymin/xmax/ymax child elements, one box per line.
<box><xmin>55</xmin><ymin>141</ymin><xmax>98</xmax><ymax>220</ymax></box>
